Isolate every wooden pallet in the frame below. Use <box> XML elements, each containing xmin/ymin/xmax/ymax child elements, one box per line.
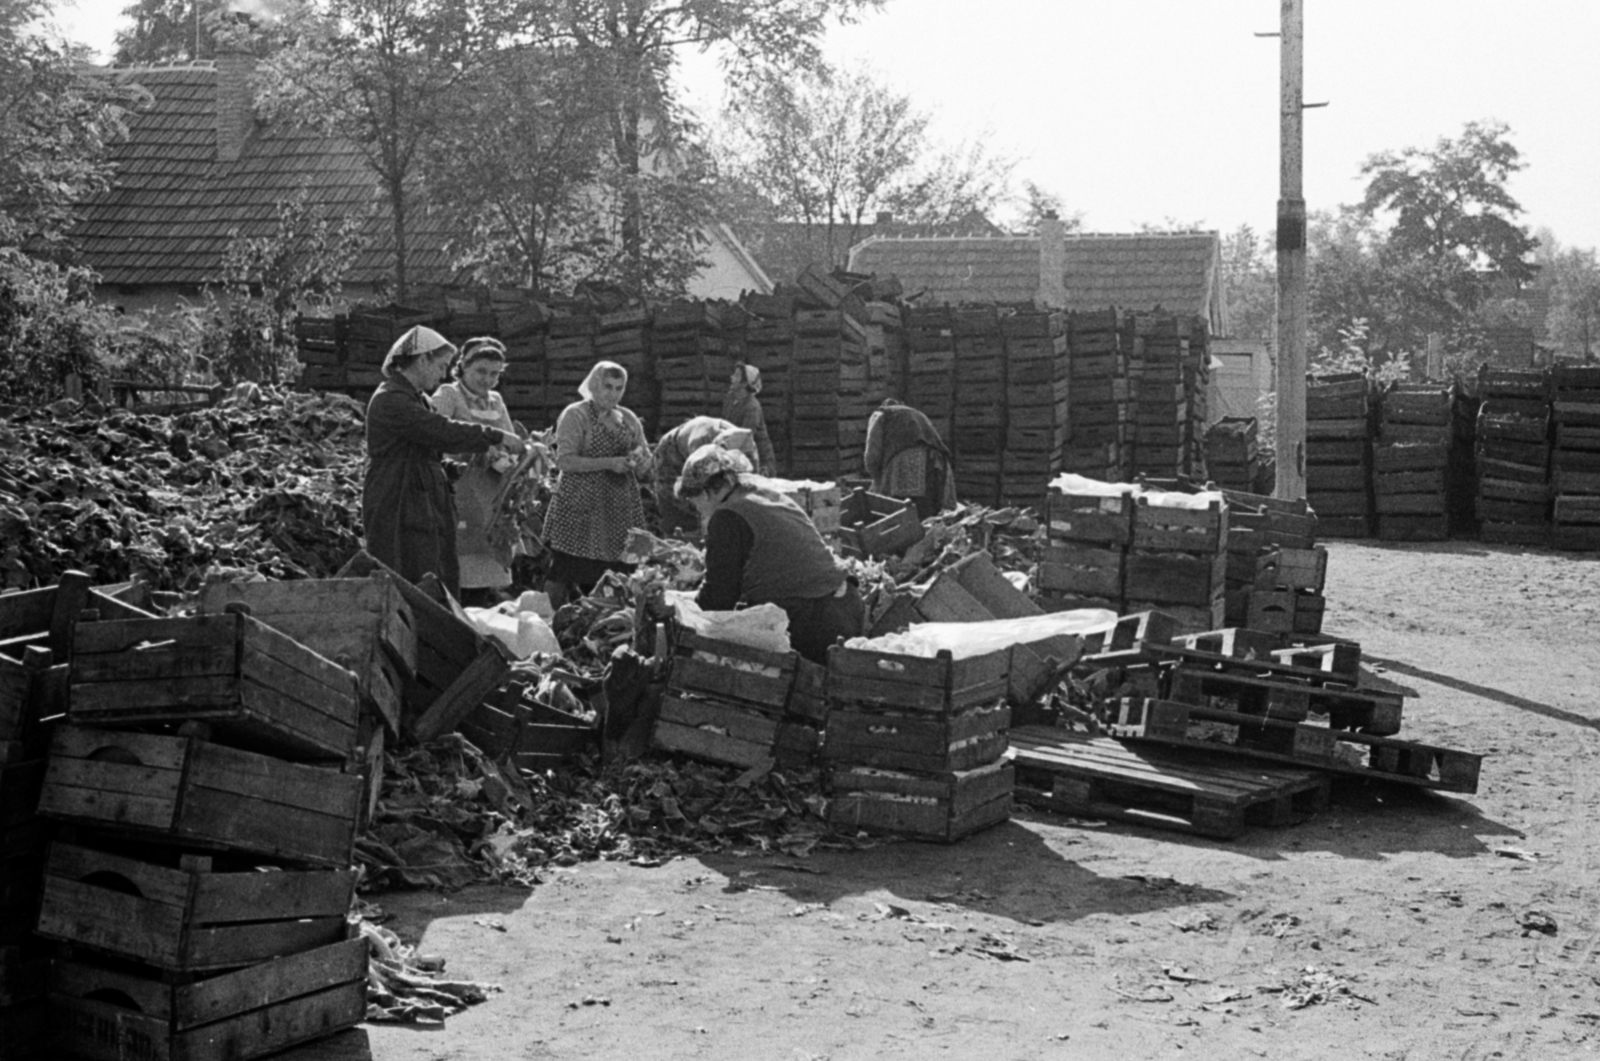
<box><xmin>1111</xmin><ymin>699</ymin><xmax>1482</xmax><ymax>793</ymax></box>
<box><xmin>1008</xmin><ymin>726</ymin><xmax>1329</xmax><ymax>839</ymax></box>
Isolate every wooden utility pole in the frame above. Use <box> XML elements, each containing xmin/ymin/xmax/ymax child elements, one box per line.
<box><xmin>1274</xmin><ymin>0</ymin><xmax>1308</xmax><ymax>501</ymax></box>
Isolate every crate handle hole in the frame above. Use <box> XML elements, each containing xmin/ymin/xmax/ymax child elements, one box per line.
<box><xmin>79</xmin><ymin>870</ymin><xmax>145</xmax><ymax>898</ymax></box>
<box><xmin>875</xmin><ymin>660</ymin><xmax>906</xmax><ymax>674</ymax></box>
<box><xmin>82</xmin><ymin>988</ymin><xmax>144</xmax><ymax>1012</ymax></box>
<box><xmin>87</xmin><ymin>746</ymin><xmax>143</xmax><ymax>766</ymax></box>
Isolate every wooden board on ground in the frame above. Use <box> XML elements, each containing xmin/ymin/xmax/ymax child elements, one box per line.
<box><xmin>1007</xmin><ymin>725</ymin><xmax>1330</xmax><ymax>839</ymax></box>
<box><xmin>1111</xmin><ymin>698</ymin><xmax>1482</xmax><ymax>793</ymax></box>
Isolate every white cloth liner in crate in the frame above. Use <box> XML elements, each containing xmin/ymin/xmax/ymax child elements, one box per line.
<box><xmin>844</xmin><ymin>608</ymin><xmax>1118</xmax><ymax>659</ymax></box>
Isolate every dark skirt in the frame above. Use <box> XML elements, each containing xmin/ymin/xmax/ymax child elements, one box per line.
<box><xmin>547</xmin><ymin>548</ymin><xmax>635</xmax><ymax>596</ymax></box>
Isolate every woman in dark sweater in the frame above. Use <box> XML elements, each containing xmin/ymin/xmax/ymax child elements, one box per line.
<box><xmin>675</xmin><ymin>444</ymin><xmax>864</xmax><ymax>663</ymax></box>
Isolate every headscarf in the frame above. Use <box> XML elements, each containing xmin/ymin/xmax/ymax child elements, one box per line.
<box><xmin>381</xmin><ymin>325</ymin><xmax>454</xmax><ymax>378</ymax></box>
<box><xmin>733</xmin><ymin>362</ymin><xmax>762</xmax><ymax>395</ymax></box>
<box><xmin>676</xmin><ymin>443</ymin><xmax>753</xmax><ymax>499</ymax></box>
<box><xmin>578</xmin><ymin>359</ymin><xmax>628</xmax><ymax>400</ymax></box>
<box><xmin>455</xmin><ymin>336</ymin><xmax>508</xmax><ymax>379</ymax></box>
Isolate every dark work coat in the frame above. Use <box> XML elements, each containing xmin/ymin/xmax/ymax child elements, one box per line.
<box><xmin>363</xmin><ymin>376</ymin><xmax>502</xmax><ymax>598</ymax></box>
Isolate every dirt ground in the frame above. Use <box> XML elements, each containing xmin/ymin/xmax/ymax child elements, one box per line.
<box><xmin>358</xmin><ymin>539</ymin><xmax>1600</xmax><ymax>1061</ymax></box>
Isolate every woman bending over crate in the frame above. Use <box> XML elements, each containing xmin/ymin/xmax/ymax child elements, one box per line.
<box><xmin>675</xmin><ymin>443</ymin><xmax>864</xmax><ymax>663</ymax></box>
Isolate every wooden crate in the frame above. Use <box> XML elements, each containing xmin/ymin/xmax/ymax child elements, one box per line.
<box><xmin>0</xmin><ymin>571</ymin><xmax>90</xmax><ymax>660</ymax></box>
<box><xmin>1112</xmin><ymin>698</ymin><xmax>1480</xmax><ymax>793</ymax></box>
<box><xmin>1</xmin><ymin>646</ymin><xmax>67</xmax><ymax>758</ymax></box>
<box><xmin>1045</xmin><ymin>487</ymin><xmax>1133</xmax><ymax>545</ymax></box>
<box><xmin>40</xmin><ymin>726</ymin><xmax>362</xmax><ymax>867</ymax></box>
<box><xmin>1252</xmin><ymin>547</ymin><xmax>1327</xmax><ymax>592</ymax></box>
<box><xmin>827</xmin><ymin>761</ymin><xmax>1012</xmax><ymax>842</ymax></box>
<box><xmin>1124</xmin><ymin>550</ymin><xmax>1226</xmax><ymax>608</ymax></box>
<box><xmin>1131</xmin><ymin>496</ymin><xmax>1228</xmax><ymax>552</ymax></box>
<box><xmin>652</xmin><ymin>693</ymin><xmax>780</xmax><ymax>769</ymax></box>
<box><xmin>667</xmin><ymin>629</ymin><xmax>796</xmax><ymax>712</ymax></box>
<box><xmin>70</xmin><ymin>614</ymin><xmax>360</xmax><ymax>763</ymax></box>
<box><xmin>37</xmin><ymin>841</ymin><xmax>356</xmax><ymax>972</ymax></box>
<box><xmin>836</xmin><ymin>490</ymin><xmax>924</xmax><ymax>558</ymax></box>
<box><xmin>826</xmin><ymin>645</ymin><xmax>1009</xmax><ymax>714</ymax></box>
<box><xmin>822</xmin><ymin>702</ymin><xmax>1009</xmax><ymax>773</ymax></box>
<box><xmin>196</xmin><ymin>575</ymin><xmax>417</xmax><ymax>737</ymax></box>
<box><xmin>50</xmin><ymin>937</ymin><xmax>367</xmax><ymax>1061</ymax></box>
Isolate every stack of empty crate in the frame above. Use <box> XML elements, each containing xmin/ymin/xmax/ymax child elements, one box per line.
<box><xmin>789</xmin><ymin>308</ymin><xmax>870</xmax><ymax>481</ymax></box>
<box><xmin>1204</xmin><ymin>418</ymin><xmax>1258</xmax><ymax>492</ymax></box>
<box><xmin>1184</xmin><ymin>321</ymin><xmax>1212</xmax><ymax>477</ymax></box>
<box><xmin>740</xmin><ymin>301</ymin><xmax>797</xmax><ymax>474</ymax></box>
<box><xmin>652</xmin><ymin>302</ymin><xmax>724</xmax><ymax>430</ymax></box>
<box><xmin>824</xmin><ymin>641</ymin><xmax>1012</xmax><ymax>843</ymax></box>
<box><xmin>544</xmin><ymin>310</ymin><xmax>599</xmax><ymax>420</ymax></box>
<box><xmin>1374</xmin><ymin>382</ymin><xmax>1453</xmax><ymax>541</ymax></box>
<box><xmin>951</xmin><ymin>306</ymin><xmax>1006</xmax><ymax>506</ymax></box>
<box><xmin>1128</xmin><ymin>314</ymin><xmax>1189</xmax><ymax>479</ymax></box>
<box><xmin>0</xmin><ymin>576</ymin><xmax>84</xmax><ymax>1059</ymax></box>
<box><xmin>1305</xmin><ymin>375</ymin><xmax>1374</xmax><ymax>537</ymax></box>
<box><xmin>343</xmin><ymin>303</ymin><xmax>434</xmax><ymax>398</ymax></box>
<box><xmin>862</xmin><ymin>300</ymin><xmax>903</xmax><ymax>409</ymax></box>
<box><xmin>38</xmin><ymin>605</ymin><xmax>369</xmax><ymax>1061</ymax></box>
<box><xmin>292</xmin><ymin>313</ymin><xmax>345</xmax><ymax>392</ymax></box>
<box><xmin>1036</xmin><ymin>477</ymin><xmax>1134</xmax><ymax>613</ymax></box>
<box><xmin>1000</xmin><ymin>310</ymin><xmax>1070</xmax><ymax>509</ymax></box>
<box><xmin>652</xmin><ymin>627</ymin><xmax>827</xmax><ymax>770</ymax></box>
<box><xmin>1064</xmin><ymin>310</ymin><xmax>1130</xmax><ymax>480</ymax></box>
<box><xmin>904</xmin><ymin>306</ymin><xmax>957</xmax><ymax>450</ymax></box>
<box><xmin>1124</xmin><ymin>489</ymin><xmax>1229</xmax><ymax>632</ymax></box>
<box><xmin>1219</xmin><ymin>490</ymin><xmax>1319</xmax><ymax>629</ymax></box>
<box><xmin>497</xmin><ymin>305</ymin><xmax>549</xmax><ymax>430</ymax></box>
<box><xmin>1475</xmin><ymin>368</ymin><xmax>1551</xmax><ymax>545</ymax></box>
<box><xmin>1551</xmin><ymin>364</ymin><xmax>1600</xmax><ymax>550</ymax></box>
<box><xmin>596</xmin><ymin>306</ymin><xmax>655</xmax><ymax>434</ymax></box>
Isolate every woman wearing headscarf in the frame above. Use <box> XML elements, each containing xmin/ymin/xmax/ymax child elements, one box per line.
<box><xmin>652</xmin><ymin>416</ymin><xmax>759</xmax><ymax>537</ymax></box>
<box><xmin>542</xmin><ymin>360</ymin><xmax>653</xmax><ymax>608</ymax></box>
<box><xmin>721</xmin><ymin>360</ymin><xmax>779</xmax><ymax>475</ymax></box>
<box><xmin>429</xmin><ymin>337</ymin><xmax>534</xmax><ymax>605</ymax></box>
<box><xmin>864</xmin><ymin>398</ymin><xmax>958</xmax><ymax>520</ymax></box>
<box><xmin>363</xmin><ymin>325</ymin><xmax>524</xmax><ymax>599</ymax></box>
<box><xmin>675</xmin><ymin>444</ymin><xmax>864</xmax><ymax>664</ymax></box>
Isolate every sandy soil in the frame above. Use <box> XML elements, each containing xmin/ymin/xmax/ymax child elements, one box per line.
<box><xmin>361</xmin><ymin>539</ymin><xmax>1600</xmax><ymax>1061</ymax></box>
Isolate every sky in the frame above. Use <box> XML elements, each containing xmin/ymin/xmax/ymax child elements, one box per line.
<box><xmin>45</xmin><ymin>0</ymin><xmax>1600</xmax><ymax>253</ymax></box>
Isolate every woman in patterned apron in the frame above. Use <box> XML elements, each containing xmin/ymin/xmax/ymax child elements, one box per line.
<box><xmin>429</xmin><ymin>337</ymin><xmax>531</xmax><ymax>606</ymax></box>
<box><xmin>542</xmin><ymin>360</ymin><xmax>653</xmax><ymax>608</ymax></box>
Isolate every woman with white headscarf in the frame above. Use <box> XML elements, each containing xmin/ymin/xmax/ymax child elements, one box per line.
<box><xmin>675</xmin><ymin>443</ymin><xmax>864</xmax><ymax>663</ymax></box>
<box><xmin>541</xmin><ymin>359</ymin><xmax>653</xmax><ymax>607</ymax></box>
<box><xmin>363</xmin><ymin>325</ymin><xmax>524</xmax><ymax>599</ymax></box>
<box><xmin>721</xmin><ymin>360</ymin><xmax>778</xmax><ymax>475</ymax></box>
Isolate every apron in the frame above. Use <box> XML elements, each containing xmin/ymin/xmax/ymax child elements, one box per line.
<box><xmin>449</xmin><ymin>393</ymin><xmax>516</xmax><ymax>589</ymax></box>
<box><xmin>543</xmin><ymin>405</ymin><xmax>646</xmax><ymax>561</ymax></box>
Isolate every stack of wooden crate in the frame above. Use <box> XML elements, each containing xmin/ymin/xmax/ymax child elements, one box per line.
<box><xmin>596</xmin><ymin>306</ymin><xmax>656</xmax><ymax>434</ymax></box>
<box><xmin>652</xmin><ymin>628</ymin><xmax>827</xmax><ymax>770</ymax></box>
<box><xmin>342</xmin><ymin>304</ymin><xmax>434</xmax><ymax>398</ymax></box>
<box><xmin>1475</xmin><ymin>367</ymin><xmax>1551</xmax><ymax>545</ymax></box>
<box><xmin>1184</xmin><ymin>321</ymin><xmax>1212</xmax><ymax>478</ymax></box>
<box><xmin>543</xmin><ymin>311</ymin><xmax>599</xmax><ymax>421</ymax></box>
<box><xmin>1036</xmin><ymin>477</ymin><xmax>1134</xmax><ymax>613</ymax></box>
<box><xmin>1204</xmin><ymin>418</ymin><xmax>1259</xmax><ymax>493</ymax></box>
<box><xmin>1063</xmin><ymin>310</ymin><xmax>1130</xmax><ymax>480</ymax></box>
<box><xmin>1305</xmin><ymin>375</ymin><xmax>1374</xmax><ymax>537</ymax></box>
<box><xmin>497</xmin><ymin>308</ymin><xmax>549</xmax><ymax>431</ymax></box>
<box><xmin>903</xmin><ymin>305</ymin><xmax>957</xmax><ymax>448</ymax></box>
<box><xmin>1219</xmin><ymin>490</ymin><xmax>1318</xmax><ymax>627</ymax></box>
<box><xmin>1374</xmin><ymin>382</ymin><xmax>1454</xmax><ymax>541</ymax></box>
<box><xmin>292</xmin><ymin>313</ymin><xmax>345</xmax><ymax>392</ymax></box>
<box><xmin>1000</xmin><ymin>310</ymin><xmax>1070</xmax><ymax>510</ymax></box>
<box><xmin>1245</xmin><ymin>542</ymin><xmax>1329</xmax><ymax>636</ymax></box>
<box><xmin>823</xmin><ymin>642</ymin><xmax>1013</xmax><ymax>843</ymax></box>
<box><xmin>862</xmin><ymin>301</ymin><xmax>904</xmax><ymax>409</ymax></box>
<box><xmin>789</xmin><ymin>308</ymin><xmax>870</xmax><ymax>481</ymax></box>
<box><xmin>0</xmin><ymin>577</ymin><xmax>83</xmax><ymax>1059</ymax></box>
<box><xmin>1127</xmin><ymin>314</ymin><xmax>1189</xmax><ymax>479</ymax></box>
<box><xmin>950</xmin><ymin>306</ymin><xmax>1006</xmax><ymax>506</ymax></box>
<box><xmin>1124</xmin><ymin>491</ymin><xmax>1229</xmax><ymax>632</ymax></box>
<box><xmin>651</xmin><ymin>302</ymin><xmax>723</xmax><ymax>431</ymax></box>
<box><xmin>1551</xmin><ymin>364</ymin><xmax>1600</xmax><ymax>550</ymax></box>
<box><xmin>38</xmin><ymin>608</ymin><xmax>368</xmax><ymax>1061</ymax></box>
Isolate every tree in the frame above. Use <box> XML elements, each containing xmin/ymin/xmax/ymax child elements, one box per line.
<box><xmin>1</xmin><ymin>0</ymin><xmax>144</xmax><ymax>255</ymax></box>
<box><xmin>1544</xmin><ymin>247</ymin><xmax>1600</xmax><ymax>362</ymax></box>
<box><xmin>256</xmin><ymin>0</ymin><xmax>514</xmax><ymax>300</ymax></box>
<box><xmin>1016</xmin><ymin>182</ymin><xmax>1081</xmax><ymax>235</ymax></box>
<box><xmin>532</xmin><ymin>0</ymin><xmax>883</xmax><ymax>286</ymax></box>
<box><xmin>1359</xmin><ymin>119</ymin><xmax>1539</xmax><ymax>289</ymax></box>
<box><xmin>113</xmin><ymin>0</ymin><xmax>211</xmax><ymax>64</ymax></box>
<box><xmin>716</xmin><ymin>64</ymin><xmax>1013</xmax><ymax>268</ymax></box>
<box><xmin>1220</xmin><ymin>223</ymin><xmax>1275</xmax><ymax>339</ymax></box>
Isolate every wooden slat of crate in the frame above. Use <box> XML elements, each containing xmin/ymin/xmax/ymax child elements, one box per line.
<box><xmin>1112</xmin><ymin>698</ymin><xmax>1480</xmax><ymax>793</ymax></box>
<box><xmin>0</xmin><ymin>647</ymin><xmax>66</xmax><ymax>752</ymax></box>
<box><xmin>668</xmin><ymin>629</ymin><xmax>796</xmax><ymax>710</ymax></box>
<box><xmin>0</xmin><ymin>571</ymin><xmax>89</xmax><ymax>659</ymax></box>
<box><xmin>1124</xmin><ymin>551</ymin><xmax>1226</xmax><ymax>607</ymax></box>
<box><xmin>1131</xmin><ymin>498</ymin><xmax>1227</xmax><ymax>552</ymax></box>
<box><xmin>1037</xmin><ymin>543</ymin><xmax>1124</xmax><ymax>598</ymax></box>
<box><xmin>826</xmin><ymin>646</ymin><xmax>1008</xmax><ymax>713</ymax></box>
<box><xmin>71</xmin><ymin>615</ymin><xmax>360</xmax><ymax>762</ymax></box>
<box><xmin>37</xmin><ymin>841</ymin><xmax>355</xmax><ymax>972</ymax></box>
<box><xmin>40</xmin><ymin>726</ymin><xmax>361</xmax><ymax>867</ymax></box>
<box><xmin>827</xmin><ymin>761</ymin><xmax>1012</xmax><ymax>842</ymax></box>
<box><xmin>1252</xmin><ymin>547</ymin><xmax>1327</xmax><ymax>592</ymax></box>
<box><xmin>1007</xmin><ymin>726</ymin><xmax>1330</xmax><ymax>839</ymax></box>
<box><xmin>822</xmin><ymin>702</ymin><xmax>1009</xmax><ymax>773</ymax></box>
<box><xmin>50</xmin><ymin>937</ymin><xmax>367</xmax><ymax>1061</ymax></box>
<box><xmin>1046</xmin><ymin>489</ymin><xmax>1133</xmax><ymax>545</ymax></box>
<box><xmin>652</xmin><ymin>693</ymin><xmax>777</xmax><ymax>768</ymax></box>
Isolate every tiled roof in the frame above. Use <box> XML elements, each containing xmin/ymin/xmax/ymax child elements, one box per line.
<box><xmin>734</xmin><ymin>215</ymin><xmax>1006</xmax><ymax>289</ymax></box>
<box><xmin>75</xmin><ymin>63</ymin><xmax>458</xmax><ymax>288</ymax></box>
<box><xmin>848</xmin><ymin>231</ymin><xmax>1224</xmax><ymax>319</ymax></box>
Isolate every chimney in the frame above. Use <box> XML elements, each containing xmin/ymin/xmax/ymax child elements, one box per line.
<box><xmin>1037</xmin><ymin>213</ymin><xmax>1067</xmax><ymax>308</ymax></box>
<box><xmin>215</xmin><ymin>44</ymin><xmax>257</xmax><ymax>164</ymax></box>
<box><xmin>875</xmin><ymin>211</ymin><xmax>894</xmax><ymax>226</ymax></box>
